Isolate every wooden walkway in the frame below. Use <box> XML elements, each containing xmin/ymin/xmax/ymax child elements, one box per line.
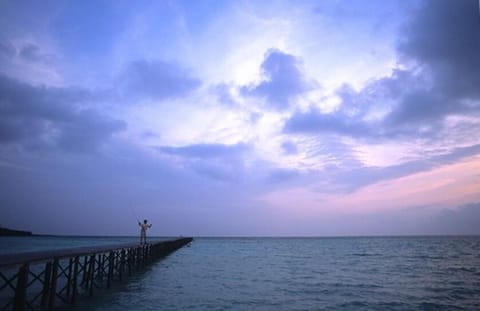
<box><xmin>0</xmin><ymin>238</ymin><xmax>192</xmax><ymax>311</ymax></box>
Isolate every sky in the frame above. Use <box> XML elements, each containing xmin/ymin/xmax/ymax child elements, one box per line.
<box><xmin>0</xmin><ymin>0</ymin><xmax>479</xmax><ymax>236</ymax></box>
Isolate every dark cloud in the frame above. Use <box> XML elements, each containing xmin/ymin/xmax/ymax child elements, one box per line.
<box><xmin>156</xmin><ymin>142</ymin><xmax>249</xmax><ymax>159</ymax></box>
<box><xmin>18</xmin><ymin>43</ymin><xmax>53</xmax><ymax>64</ymax></box>
<box><xmin>241</xmin><ymin>49</ymin><xmax>315</xmax><ymax>110</ymax></box>
<box><xmin>384</xmin><ymin>0</ymin><xmax>480</xmax><ymax>125</ymax></box>
<box><xmin>398</xmin><ymin>0</ymin><xmax>480</xmax><ymax>100</ymax></box>
<box><xmin>56</xmin><ymin>109</ymin><xmax>126</xmax><ymax>152</ymax></box>
<box><xmin>119</xmin><ymin>59</ymin><xmax>201</xmax><ymax>101</ymax></box>
<box><xmin>284</xmin><ymin>0</ymin><xmax>480</xmax><ymax>139</ymax></box>
<box><xmin>0</xmin><ymin>40</ymin><xmax>54</xmax><ymax>64</ymax></box>
<box><xmin>0</xmin><ymin>74</ymin><xmax>126</xmax><ymax>152</ymax></box>
<box><xmin>387</xmin><ymin>90</ymin><xmax>448</xmax><ymax>125</ymax></box>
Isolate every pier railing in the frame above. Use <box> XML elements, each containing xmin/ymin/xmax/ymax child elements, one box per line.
<box><xmin>0</xmin><ymin>238</ymin><xmax>192</xmax><ymax>311</ymax></box>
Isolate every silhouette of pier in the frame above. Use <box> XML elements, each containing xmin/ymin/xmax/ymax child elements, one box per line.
<box><xmin>0</xmin><ymin>238</ymin><xmax>192</xmax><ymax>310</ymax></box>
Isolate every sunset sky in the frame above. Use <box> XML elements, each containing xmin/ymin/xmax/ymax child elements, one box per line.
<box><xmin>1</xmin><ymin>0</ymin><xmax>479</xmax><ymax>236</ymax></box>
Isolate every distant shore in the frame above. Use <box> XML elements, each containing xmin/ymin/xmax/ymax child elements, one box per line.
<box><xmin>0</xmin><ymin>227</ymin><xmax>32</xmax><ymax>237</ymax></box>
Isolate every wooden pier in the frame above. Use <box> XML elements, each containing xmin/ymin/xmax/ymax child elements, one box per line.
<box><xmin>0</xmin><ymin>238</ymin><xmax>192</xmax><ymax>311</ymax></box>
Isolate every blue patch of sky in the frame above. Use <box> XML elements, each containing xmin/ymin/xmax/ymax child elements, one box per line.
<box><xmin>50</xmin><ymin>1</ymin><xmax>131</xmax><ymax>59</ymax></box>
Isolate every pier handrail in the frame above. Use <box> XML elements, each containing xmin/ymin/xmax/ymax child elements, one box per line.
<box><xmin>0</xmin><ymin>240</ymin><xmax>161</xmax><ymax>268</ymax></box>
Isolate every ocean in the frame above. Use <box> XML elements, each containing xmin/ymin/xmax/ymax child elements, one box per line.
<box><xmin>1</xmin><ymin>236</ymin><xmax>479</xmax><ymax>310</ymax></box>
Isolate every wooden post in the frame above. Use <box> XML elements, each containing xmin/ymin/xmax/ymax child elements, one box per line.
<box><xmin>41</xmin><ymin>261</ymin><xmax>52</xmax><ymax>306</ymax></box>
<box><xmin>81</xmin><ymin>256</ymin><xmax>88</xmax><ymax>285</ymax></box>
<box><xmin>88</xmin><ymin>255</ymin><xmax>95</xmax><ymax>296</ymax></box>
<box><xmin>98</xmin><ymin>254</ymin><xmax>104</xmax><ymax>280</ymax></box>
<box><xmin>107</xmin><ymin>251</ymin><xmax>114</xmax><ymax>289</ymax></box>
<box><xmin>66</xmin><ymin>258</ymin><xmax>73</xmax><ymax>297</ymax></box>
<box><xmin>96</xmin><ymin>254</ymin><xmax>101</xmax><ymax>280</ymax></box>
<box><xmin>132</xmin><ymin>247</ymin><xmax>138</xmax><ymax>271</ymax></box>
<box><xmin>138</xmin><ymin>247</ymin><xmax>142</xmax><ymax>267</ymax></box>
<box><xmin>119</xmin><ymin>249</ymin><xmax>126</xmax><ymax>281</ymax></box>
<box><xmin>71</xmin><ymin>256</ymin><xmax>79</xmax><ymax>304</ymax></box>
<box><xmin>14</xmin><ymin>263</ymin><xmax>29</xmax><ymax>311</ymax></box>
<box><xmin>127</xmin><ymin>248</ymin><xmax>132</xmax><ymax>276</ymax></box>
<box><xmin>48</xmin><ymin>259</ymin><xmax>59</xmax><ymax>311</ymax></box>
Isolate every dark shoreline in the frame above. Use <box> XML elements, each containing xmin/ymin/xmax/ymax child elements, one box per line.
<box><xmin>0</xmin><ymin>227</ymin><xmax>32</xmax><ymax>237</ymax></box>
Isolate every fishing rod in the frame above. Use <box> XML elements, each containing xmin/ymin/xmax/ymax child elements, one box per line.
<box><xmin>130</xmin><ymin>205</ymin><xmax>140</xmax><ymax>223</ymax></box>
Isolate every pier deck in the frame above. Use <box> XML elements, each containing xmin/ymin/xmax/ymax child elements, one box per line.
<box><xmin>0</xmin><ymin>238</ymin><xmax>192</xmax><ymax>310</ymax></box>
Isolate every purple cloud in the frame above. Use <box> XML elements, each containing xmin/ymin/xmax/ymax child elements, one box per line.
<box><xmin>284</xmin><ymin>0</ymin><xmax>480</xmax><ymax>140</ymax></box>
<box><xmin>119</xmin><ymin>59</ymin><xmax>201</xmax><ymax>101</ymax></box>
<box><xmin>242</xmin><ymin>49</ymin><xmax>316</xmax><ymax>110</ymax></box>
<box><xmin>284</xmin><ymin>109</ymin><xmax>373</xmax><ymax>137</ymax></box>
<box><xmin>0</xmin><ymin>74</ymin><xmax>126</xmax><ymax>152</ymax></box>
<box><xmin>156</xmin><ymin>143</ymin><xmax>251</xmax><ymax>182</ymax></box>
<box><xmin>156</xmin><ymin>143</ymin><xmax>249</xmax><ymax>159</ymax></box>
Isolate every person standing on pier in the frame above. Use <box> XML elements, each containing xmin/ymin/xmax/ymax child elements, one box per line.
<box><xmin>139</xmin><ymin>219</ymin><xmax>152</xmax><ymax>245</ymax></box>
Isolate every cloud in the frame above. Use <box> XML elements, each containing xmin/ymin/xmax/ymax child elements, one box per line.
<box><xmin>260</xmin><ymin>143</ymin><xmax>480</xmax><ymax>197</ymax></box>
<box><xmin>0</xmin><ymin>40</ymin><xmax>56</xmax><ymax>65</ymax></box>
<box><xmin>398</xmin><ymin>0</ymin><xmax>480</xmax><ymax>100</ymax></box>
<box><xmin>156</xmin><ymin>142</ymin><xmax>250</xmax><ymax>181</ymax></box>
<box><xmin>387</xmin><ymin>90</ymin><xmax>448</xmax><ymax>125</ymax></box>
<box><xmin>322</xmin><ymin>143</ymin><xmax>480</xmax><ymax>194</ymax></box>
<box><xmin>266</xmin><ymin>168</ymin><xmax>300</xmax><ymax>184</ymax></box>
<box><xmin>317</xmin><ymin>202</ymin><xmax>480</xmax><ymax>235</ymax></box>
<box><xmin>56</xmin><ymin>109</ymin><xmax>126</xmax><ymax>152</ymax></box>
<box><xmin>387</xmin><ymin>0</ymin><xmax>480</xmax><ymax>124</ymax></box>
<box><xmin>283</xmin><ymin>0</ymin><xmax>480</xmax><ymax>140</ymax></box>
<box><xmin>156</xmin><ymin>142</ymin><xmax>249</xmax><ymax>159</ymax></box>
<box><xmin>0</xmin><ymin>40</ymin><xmax>16</xmax><ymax>59</ymax></box>
<box><xmin>119</xmin><ymin>59</ymin><xmax>201</xmax><ymax>101</ymax></box>
<box><xmin>0</xmin><ymin>142</ymin><xmax>264</xmax><ymax>235</ymax></box>
<box><xmin>0</xmin><ymin>74</ymin><xmax>126</xmax><ymax>152</ymax></box>
<box><xmin>18</xmin><ymin>43</ymin><xmax>53</xmax><ymax>64</ymax></box>
<box><xmin>189</xmin><ymin>161</ymin><xmax>242</xmax><ymax>182</ymax></box>
<box><xmin>281</xmin><ymin>140</ymin><xmax>297</xmax><ymax>155</ymax></box>
<box><xmin>241</xmin><ymin>49</ymin><xmax>315</xmax><ymax>110</ymax></box>
<box><xmin>211</xmin><ymin>83</ymin><xmax>237</xmax><ymax>107</ymax></box>
<box><xmin>431</xmin><ymin>202</ymin><xmax>480</xmax><ymax>235</ymax></box>
<box><xmin>284</xmin><ymin>108</ymin><xmax>373</xmax><ymax>137</ymax></box>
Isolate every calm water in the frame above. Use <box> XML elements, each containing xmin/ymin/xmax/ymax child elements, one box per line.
<box><xmin>1</xmin><ymin>236</ymin><xmax>480</xmax><ymax>310</ymax></box>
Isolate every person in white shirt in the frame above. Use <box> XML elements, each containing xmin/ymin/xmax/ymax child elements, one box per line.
<box><xmin>138</xmin><ymin>219</ymin><xmax>152</xmax><ymax>245</ymax></box>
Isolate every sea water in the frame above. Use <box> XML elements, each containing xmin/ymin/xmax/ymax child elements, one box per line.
<box><xmin>1</xmin><ymin>236</ymin><xmax>479</xmax><ymax>310</ymax></box>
